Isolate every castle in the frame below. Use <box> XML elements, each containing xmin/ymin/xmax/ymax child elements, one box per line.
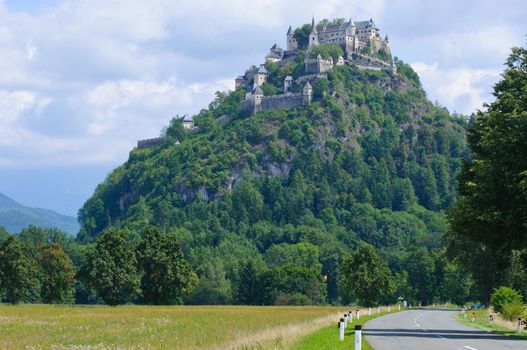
<box><xmin>138</xmin><ymin>17</ymin><xmax>397</xmax><ymax>149</ymax></box>
<box><xmin>237</xmin><ymin>17</ymin><xmax>396</xmax><ymax>115</ymax></box>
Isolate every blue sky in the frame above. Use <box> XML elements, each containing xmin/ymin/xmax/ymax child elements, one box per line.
<box><xmin>0</xmin><ymin>0</ymin><xmax>525</xmax><ymax>216</ymax></box>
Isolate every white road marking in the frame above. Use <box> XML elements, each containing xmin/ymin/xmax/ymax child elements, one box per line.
<box><xmin>463</xmin><ymin>346</ymin><xmax>479</xmax><ymax>350</ymax></box>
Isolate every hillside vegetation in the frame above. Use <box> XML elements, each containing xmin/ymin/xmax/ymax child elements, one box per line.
<box><xmin>76</xmin><ymin>58</ymin><xmax>469</xmax><ymax>305</ymax></box>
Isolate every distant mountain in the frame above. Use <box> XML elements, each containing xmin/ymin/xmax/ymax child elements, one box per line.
<box><xmin>0</xmin><ymin>193</ymin><xmax>79</xmax><ymax>235</ymax></box>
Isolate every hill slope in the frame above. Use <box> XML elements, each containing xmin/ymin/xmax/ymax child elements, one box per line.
<box><xmin>78</xmin><ymin>59</ymin><xmax>468</xmax><ymax>303</ymax></box>
<box><xmin>0</xmin><ymin>193</ymin><xmax>79</xmax><ymax>235</ymax></box>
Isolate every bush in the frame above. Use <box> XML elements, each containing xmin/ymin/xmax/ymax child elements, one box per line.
<box><xmin>502</xmin><ymin>302</ymin><xmax>525</xmax><ymax>321</ymax></box>
<box><xmin>490</xmin><ymin>286</ymin><xmax>523</xmax><ymax>314</ymax></box>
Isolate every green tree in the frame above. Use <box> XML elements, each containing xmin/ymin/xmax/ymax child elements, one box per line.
<box><xmin>236</xmin><ymin>260</ymin><xmax>261</xmax><ymax>305</ymax></box>
<box><xmin>0</xmin><ymin>226</ymin><xmax>8</xmax><ymax>243</ymax></box>
<box><xmin>264</xmin><ymin>242</ymin><xmax>322</xmax><ymax>271</ymax></box>
<box><xmin>260</xmin><ymin>264</ymin><xmax>326</xmax><ymax>305</ymax></box>
<box><xmin>293</xmin><ymin>24</ymin><xmax>313</xmax><ymax>49</ymax></box>
<box><xmin>341</xmin><ymin>244</ymin><xmax>394</xmax><ymax>306</ymax></box>
<box><xmin>449</xmin><ymin>45</ymin><xmax>527</xmax><ymax>263</ymax></box>
<box><xmin>402</xmin><ymin>247</ymin><xmax>437</xmax><ymax>304</ymax></box>
<box><xmin>0</xmin><ymin>236</ymin><xmax>41</xmax><ymax>304</ymax></box>
<box><xmin>490</xmin><ymin>286</ymin><xmax>524</xmax><ymax>314</ymax></box>
<box><xmin>38</xmin><ymin>243</ymin><xmax>75</xmax><ymax>303</ymax></box>
<box><xmin>136</xmin><ymin>225</ymin><xmax>197</xmax><ymax>305</ymax></box>
<box><xmin>439</xmin><ymin>263</ymin><xmax>472</xmax><ymax>305</ymax></box>
<box><xmin>81</xmin><ymin>228</ymin><xmax>140</xmax><ymax>305</ymax></box>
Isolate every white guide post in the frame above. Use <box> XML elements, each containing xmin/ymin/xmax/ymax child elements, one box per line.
<box><xmin>356</xmin><ymin>309</ymin><xmax>360</xmax><ymax>320</ymax></box>
<box><xmin>355</xmin><ymin>325</ymin><xmax>362</xmax><ymax>350</ymax></box>
<box><xmin>368</xmin><ymin>308</ymin><xmax>371</xmax><ymax>316</ymax></box>
<box><xmin>339</xmin><ymin>318</ymin><xmax>345</xmax><ymax>341</ymax></box>
<box><xmin>344</xmin><ymin>314</ymin><xmax>348</xmax><ymax>328</ymax></box>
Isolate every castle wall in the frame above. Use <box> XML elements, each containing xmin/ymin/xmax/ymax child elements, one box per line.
<box><xmin>262</xmin><ymin>94</ymin><xmax>304</xmax><ymax>110</ymax></box>
<box><xmin>137</xmin><ymin>137</ymin><xmax>164</xmax><ymax>149</ymax></box>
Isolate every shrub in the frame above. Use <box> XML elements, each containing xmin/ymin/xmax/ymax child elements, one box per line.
<box><xmin>490</xmin><ymin>286</ymin><xmax>523</xmax><ymax>314</ymax></box>
<box><xmin>502</xmin><ymin>302</ymin><xmax>525</xmax><ymax>321</ymax></box>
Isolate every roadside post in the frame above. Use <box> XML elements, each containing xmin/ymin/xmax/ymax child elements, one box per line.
<box><xmin>356</xmin><ymin>309</ymin><xmax>360</xmax><ymax>320</ymax></box>
<box><xmin>339</xmin><ymin>317</ymin><xmax>345</xmax><ymax>340</ymax></box>
<box><xmin>349</xmin><ymin>310</ymin><xmax>353</xmax><ymax>322</ymax></box>
<box><xmin>517</xmin><ymin>318</ymin><xmax>522</xmax><ymax>333</ymax></box>
<box><xmin>489</xmin><ymin>314</ymin><xmax>493</xmax><ymax>324</ymax></box>
<box><xmin>368</xmin><ymin>308</ymin><xmax>371</xmax><ymax>316</ymax></box>
<box><xmin>388</xmin><ymin>305</ymin><xmax>391</xmax><ymax>312</ymax></box>
<box><xmin>377</xmin><ymin>306</ymin><xmax>380</xmax><ymax>314</ymax></box>
<box><xmin>354</xmin><ymin>325</ymin><xmax>362</xmax><ymax>350</ymax></box>
<box><xmin>344</xmin><ymin>314</ymin><xmax>348</xmax><ymax>328</ymax></box>
<box><xmin>472</xmin><ymin>313</ymin><xmax>475</xmax><ymax>323</ymax></box>
<box><xmin>398</xmin><ymin>304</ymin><xmax>401</xmax><ymax>310</ymax></box>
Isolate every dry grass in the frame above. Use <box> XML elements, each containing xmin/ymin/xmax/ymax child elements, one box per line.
<box><xmin>457</xmin><ymin>307</ymin><xmax>527</xmax><ymax>339</ymax></box>
<box><xmin>0</xmin><ymin>304</ymin><xmax>345</xmax><ymax>350</ymax></box>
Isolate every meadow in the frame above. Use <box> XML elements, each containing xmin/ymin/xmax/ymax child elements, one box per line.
<box><xmin>0</xmin><ymin>304</ymin><xmax>347</xmax><ymax>349</ymax></box>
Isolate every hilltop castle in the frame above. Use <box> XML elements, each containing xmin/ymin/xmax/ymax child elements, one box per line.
<box><xmin>238</xmin><ymin>17</ymin><xmax>396</xmax><ymax>115</ymax></box>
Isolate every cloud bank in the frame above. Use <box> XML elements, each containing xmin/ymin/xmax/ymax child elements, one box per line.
<box><xmin>0</xmin><ymin>0</ymin><xmax>524</xmax><ymax>214</ymax></box>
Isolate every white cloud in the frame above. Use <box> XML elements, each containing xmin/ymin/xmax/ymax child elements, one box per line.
<box><xmin>412</xmin><ymin>62</ymin><xmax>501</xmax><ymax>114</ymax></box>
<box><xmin>0</xmin><ymin>0</ymin><xmax>523</xmax><ymax>170</ymax></box>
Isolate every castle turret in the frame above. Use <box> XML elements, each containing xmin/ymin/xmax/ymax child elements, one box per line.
<box><xmin>255</xmin><ymin>65</ymin><xmax>268</xmax><ymax>87</ymax></box>
<box><xmin>284</xmin><ymin>75</ymin><xmax>293</xmax><ymax>93</ymax></box>
<box><xmin>182</xmin><ymin>114</ymin><xmax>195</xmax><ymax>130</ymax></box>
<box><xmin>309</xmin><ymin>17</ymin><xmax>318</xmax><ymax>48</ymax></box>
<box><xmin>286</xmin><ymin>25</ymin><xmax>298</xmax><ymax>50</ymax></box>
<box><xmin>303</xmin><ymin>81</ymin><xmax>313</xmax><ymax>105</ymax></box>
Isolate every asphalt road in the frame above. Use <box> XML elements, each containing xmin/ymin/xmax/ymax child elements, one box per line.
<box><xmin>363</xmin><ymin>309</ymin><xmax>527</xmax><ymax>350</ymax></box>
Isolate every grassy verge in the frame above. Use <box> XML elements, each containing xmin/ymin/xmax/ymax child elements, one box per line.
<box><xmin>0</xmin><ymin>304</ymin><xmax>345</xmax><ymax>349</ymax></box>
<box><xmin>290</xmin><ymin>306</ymin><xmax>401</xmax><ymax>350</ymax></box>
<box><xmin>456</xmin><ymin>308</ymin><xmax>527</xmax><ymax>340</ymax></box>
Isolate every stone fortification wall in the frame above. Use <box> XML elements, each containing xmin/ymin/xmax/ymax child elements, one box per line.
<box><xmin>137</xmin><ymin>137</ymin><xmax>164</xmax><ymax>149</ymax></box>
<box><xmin>262</xmin><ymin>93</ymin><xmax>304</xmax><ymax>110</ymax></box>
<box><xmin>241</xmin><ymin>93</ymin><xmax>306</xmax><ymax>115</ymax></box>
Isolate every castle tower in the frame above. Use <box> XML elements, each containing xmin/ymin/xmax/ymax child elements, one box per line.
<box><xmin>286</xmin><ymin>26</ymin><xmax>298</xmax><ymax>50</ymax></box>
<box><xmin>309</xmin><ymin>17</ymin><xmax>318</xmax><ymax>48</ymax></box>
<box><xmin>253</xmin><ymin>86</ymin><xmax>264</xmax><ymax>114</ymax></box>
<box><xmin>284</xmin><ymin>75</ymin><xmax>293</xmax><ymax>93</ymax></box>
<box><xmin>182</xmin><ymin>114</ymin><xmax>195</xmax><ymax>130</ymax></box>
<box><xmin>255</xmin><ymin>66</ymin><xmax>268</xmax><ymax>88</ymax></box>
<box><xmin>303</xmin><ymin>81</ymin><xmax>313</xmax><ymax>105</ymax></box>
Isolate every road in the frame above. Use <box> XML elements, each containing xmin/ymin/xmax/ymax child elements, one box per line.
<box><xmin>363</xmin><ymin>309</ymin><xmax>527</xmax><ymax>350</ymax></box>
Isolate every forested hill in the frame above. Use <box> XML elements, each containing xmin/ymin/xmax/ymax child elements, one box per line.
<box><xmin>0</xmin><ymin>192</ymin><xmax>79</xmax><ymax>235</ymax></box>
<box><xmin>78</xmin><ymin>59</ymin><xmax>469</xmax><ymax>304</ymax></box>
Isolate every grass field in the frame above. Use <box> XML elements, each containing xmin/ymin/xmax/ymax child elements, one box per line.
<box><xmin>456</xmin><ymin>308</ymin><xmax>527</xmax><ymax>340</ymax></box>
<box><xmin>291</xmin><ymin>306</ymin><xmax>400</xmax><ymax>350</ymax></box>
<box><xmin>0</xmin><ymin>304</ymin><xmax>347</xmax><ymax>349</ymax></box>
